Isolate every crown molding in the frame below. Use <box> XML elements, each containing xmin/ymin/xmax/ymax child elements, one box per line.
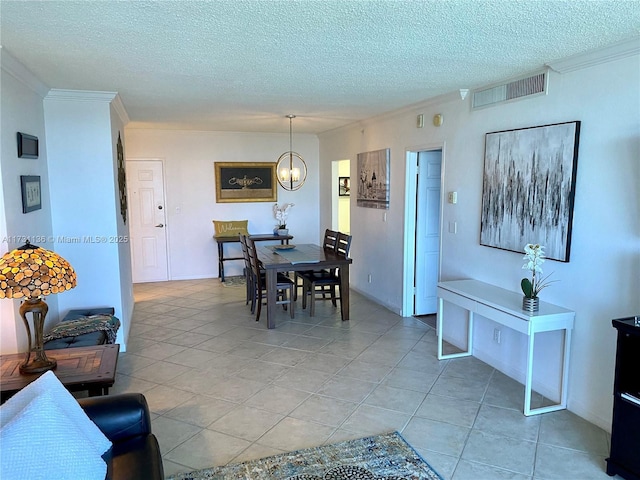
<box><xmin>45</xmin><ymin>89</ymin><xmax>130</xmax><ymax>124</ymax></box>
<box><xmin>0</xmin><ymin>47</ymin><xmax>50</xmax><ymax>97</ymax></box>
<box><xmin>45</xmin><ymin>89</ymin><xmax>118</xmax><ymax>102</ymax></box>
<box><xmin>546</xmin><ymin>37</ymin><xmax>640</xmax><ymax>73</ymax></box>
<box><xmin>111</xmin><ymin>93</ymin><xmax>130</xmax><ymax>125</ymax></box>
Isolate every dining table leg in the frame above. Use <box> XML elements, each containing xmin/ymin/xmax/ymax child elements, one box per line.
<box><xmin>265</xmin><ymin>268</ymin><xmax>277</xmax><ymax>329</ymax></box>
<box><xmin>339</xmin><ymin>264</ymin><xmax>350</xmax><ymax>321</ymax></box>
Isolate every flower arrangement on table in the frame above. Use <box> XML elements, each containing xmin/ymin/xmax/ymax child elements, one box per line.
<box><xmin>521</xmin><ymin>243</ymin><xmax>557</xmax><ymax>311</ymax></box>
<box><xmin>273</xmin><ymin>203</ymin><xmax>294</xmax><ymax>230</ymax></box>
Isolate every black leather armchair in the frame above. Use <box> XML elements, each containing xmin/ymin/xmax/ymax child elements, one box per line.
<box><xmin>78</xmin><ymin>393</ymin><xmax>164</xmax><ymax>480</ymax></box>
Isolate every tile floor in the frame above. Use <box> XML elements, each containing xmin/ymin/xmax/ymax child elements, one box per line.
<box><xmin>112</xmin><ymin>278</ymin><xmax>618</xmax><ymax>479</ymax></box>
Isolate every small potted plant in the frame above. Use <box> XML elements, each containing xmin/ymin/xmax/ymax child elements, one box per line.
<box><xmin>273</xmin><ymin>203</ymin><xmax>294</xmax><ymax>235</ymax></box>
<box><xmin>521</xmin><ymin>243</ymin><xmax>556</xmax><ymax>312</ymax></box>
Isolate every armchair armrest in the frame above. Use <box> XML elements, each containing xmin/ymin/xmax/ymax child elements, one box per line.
<box><xmin>78</xmin><ymin>393</ymin><xmax>152</xmax><ymax>443</ymax></box>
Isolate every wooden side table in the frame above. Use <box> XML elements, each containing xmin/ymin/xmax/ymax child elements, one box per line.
<box><xmin>1</xmin><ymin>344</ymin><xmax>119</xmax><ymax>403</ymax></box>
<box><xmin>214</xmin><ymin>233</ymin><xmax>293</xmax><ymax>281</ymax></box>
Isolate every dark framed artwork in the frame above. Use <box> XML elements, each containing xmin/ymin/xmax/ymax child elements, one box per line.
<box><xmin>20</xmin><ymin>175</ymin><xmax>42</xmax><ymax>213</ymax></box>
<box><xmin>480</xmin><ymin>121</ymin><xmax>581</xmax><ymax>262</ymax></box>
<box><xmin>116</xmin><ymin>132</ymin><xmax>128</xmax><ymax>224</ymax></box>
<box><xmin>339</xmin><ymin>177</ymin><xmax>350</xmax><ymax>196</ymax></box>
<box><xmin>17</xmin><ymin>132</ymin><xmax>39</xmax><ymax>159</ymax></box>
<box><xmin>215</xmin><ymin>162</ymin><xmax>277</xmax><ymax>203</ymax></box>
<box><xmin>357</xmin><ymin>148</ymin><xmax>390</xmax><ymax>209</ymax></box>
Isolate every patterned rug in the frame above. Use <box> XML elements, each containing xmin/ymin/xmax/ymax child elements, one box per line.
<box><xmin>221</xmin><ymin>275</ymin><xmax>246</xmax><ymax>287</ymax></box>
<box><xmin>167</xmin><ymin>432</ymin><xmax>442</xmax><ymax>480</ymax></box>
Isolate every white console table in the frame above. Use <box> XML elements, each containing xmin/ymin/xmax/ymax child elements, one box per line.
<box><xmin>437</xmin><ymin>279</ymin><xmax>575</xmax><ymax>416</ymax></box>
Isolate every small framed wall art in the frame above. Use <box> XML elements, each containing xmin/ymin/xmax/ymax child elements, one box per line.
<box><xmin>17</xmin><ymin>132</ymin><xmax>39</xmax><ymax>159</ymax></box>
<box><xmin>214</xmin><ymin>162</ymin><xmax>277</xmax><ymax>203</ymax></box>
<box><xmin>339</xmin><ymin>177</ymin><xmax>350</xmax><ymax>196</ymax></box>
<box><xmin>20</xmin><ymin>175</ymin><xmax>42</xmax><ymax>213</ymax></box>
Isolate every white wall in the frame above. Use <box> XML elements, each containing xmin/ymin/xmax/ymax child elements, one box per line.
<box><xmin>44</xmin><ymin>90</ymin><xmax>131</xmax><ymax>349</ymax></box>
<box><xmin>0</xmin><ymin>49</ymin><xmax>55</xmax><ymax>353</ymax></box>
<box><xmin>318</xmin><ymin>51</ymin><xmax>640</xmax><ymax>430</ymax></box>
<box><xmin>124</xmin><ymin>129</ymin><xmax>320</xmax><ymax>280</ymax></box>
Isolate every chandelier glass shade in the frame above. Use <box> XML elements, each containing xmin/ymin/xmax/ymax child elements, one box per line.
<box><xmin>276</xmin><ymin>115</ymin><xmax>307</xmax><ymax>191</ymax></box>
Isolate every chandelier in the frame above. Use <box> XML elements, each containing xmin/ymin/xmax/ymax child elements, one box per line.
<box><xmin>276</xmin><ymin>115</ymin><xmax>307</xmax><ymax>191</ymax></box>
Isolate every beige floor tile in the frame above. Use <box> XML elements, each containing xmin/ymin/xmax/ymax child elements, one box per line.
<box><xmin>272</xmin><ymin>366</ymin><xmax>334</xmax><ymax>392</ymax></box>
<box><xmin>415</xmin><ymin>394</ymin><xmax>480</xmax><ymax>428</ymax></box>
<box><xmin>164</xmin><ymin>394</ymin><xmax>238</xmax><ymax>428</ymax></box>
<box><xmin>164</xmin><ymin>429</ymin><xmax>252</xmax><ymax>470</ymax></box>
<box><xmin>244</xmin><ymin>384</ymin><xmax>310</xmax><ymax>415</ymax></box>
<box><xmin>363</xmin><ymin>384</ymin><xmax>426</xmax><ymax>414</ymax></box>
<box><xmin>208</xmin><ymin>405</ymin><xmax>284</xmax><ymax>441</ymax></box>
<box><xmin>315</xmin><ymin>376</ymin><xmax>376</xmax><ymax>403</ymax></box>
<box><xmin>341</xmin><ymin>404</ymin><xmax>411</xmax><ymax>436</ymax></box>
<box><xmin>256</xmin><ymin>417</ymin><xmax>335</xmax><ymax>452</ymax></box>
<box><xmin>130</xmin><ymin>360</ymin><xmax>193</xmax><ymax>384</ymax></box>
<box><xmin>402</xmin><ymin>416</ymin><xmax>470</xmax><ymax>457</ymax></box>
<box><xmin>289</xmin><ymin>394</ymin><xmax>358</xmax><ymax>427</ymax></box>
<box><xmin>461</xmin><ymin>430</ymin><xmax>536</xmax><ymax>475</ymax></box>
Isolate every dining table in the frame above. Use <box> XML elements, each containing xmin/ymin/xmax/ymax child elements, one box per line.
<box><xmin>256</xmin><ymin>243</ymin><xmax>353</xmax><ymax>329</ymax></box>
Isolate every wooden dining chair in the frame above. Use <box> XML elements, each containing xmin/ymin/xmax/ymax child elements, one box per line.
<box><xmin>299</xmin><ymin>232</ymin><xmax>352</xmax><ymax>317</ymax></box>
<box><xmin>245</xmin><ymin>235</ymin><xmax>295</xmax><ymax>322</ymax></box>
<box><xmin>294</xmin><ymin>229</ymin><xmax>338</xmax><ymax>300</ymax></box>
<box><xmin>238</xmin><ymin>234</ymin><xmax>254</xmax><ymax>308</ymax></box>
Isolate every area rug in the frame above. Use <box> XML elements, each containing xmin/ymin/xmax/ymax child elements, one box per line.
<box><xmin>221</xmin><ymin>275</ymin><xmax>246</xmax><ymax>287</ymax></box>
<box><xmin>167</xmin><ymin>431</ymin><xmax>442</xmax><ymax>480</ymax></box>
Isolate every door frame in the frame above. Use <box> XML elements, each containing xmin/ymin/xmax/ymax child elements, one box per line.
<box><xmin>402</xmin><ymin>142</ymin><xmax>446</xmax><ymax>317</ymax></box>
<box><xmin>126</xmin><ymin>157</ymin><xmax>171</xmax><ymax>282</ymax></box>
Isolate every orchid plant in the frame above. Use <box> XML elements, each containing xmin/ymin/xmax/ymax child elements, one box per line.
<box><xmin>521</xmin><ymin>243</ymin><xmax>557</xmax><ymax>298</ymax></box>
<box><xmin>273</xmin><ymin>203</ymin><xmax>294</xmax><ymax>229</ymax></box>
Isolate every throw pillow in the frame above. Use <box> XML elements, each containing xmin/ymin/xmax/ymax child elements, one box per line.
<box><xmin>0</xmin><ymin>390</ymin><xmax>107</xmax><ymax>480</ymax></box>
<box><xmin>0</xmin><ymin>371</ymin><xmax>111</xmax><ymax>456</ymax></box>
<box><xmin>213</xmin><ymin>219</ymin><xmax>249</xmax><ymax>237</ymax></box>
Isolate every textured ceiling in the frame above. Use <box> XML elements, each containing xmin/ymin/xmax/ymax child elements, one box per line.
<box><xmin>1</xmin><ymin>0</ymin><xmax>639</xmax><ymax>134</ymax></box>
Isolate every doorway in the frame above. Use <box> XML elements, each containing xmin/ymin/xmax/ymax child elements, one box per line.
<box><xmin>126</xmin><ymin>159</ymin><xmax>169</xmax><ymax>283</ymax></box>
<box><xmin>331</xmin><ymin>159</ymin><xmax>351</xmax><ymax>234</ymax></box>
<box><xmin>402</xmin><ymin>147</ymin><xmax>443</xmax><ymax>317</ymax></box>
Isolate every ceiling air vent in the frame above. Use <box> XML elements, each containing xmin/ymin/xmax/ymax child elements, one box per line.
<box><xmin>472</xmin><ymin>70</ymin><xmax>548</xmax><ymax>109</ymax></box>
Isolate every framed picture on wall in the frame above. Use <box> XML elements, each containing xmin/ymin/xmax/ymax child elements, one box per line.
<box><xmin>17</xmin><ymin>132</ymin><xmax>39</xmax><ymax>159</ymax></box>
<box><xmin>480</xmin><ymin>121</ymin><xmax>580</xmax><ymax>262</ymax></box>
<box><xmin>20</xmin><ymin>175</ymin><xmax>42</xmax><ymax>213</ymax></box>
<box><xmin>338</xmin><ymin>177</ymin><xmax>350</xmax><ymax>196</ymax></box>
<box><xmin>357</xmin><ymin>148</ymin><xmax>390</xmax><ymax>209</ymax></box>
<box><xmin>214</xmin><ymin>162</ymin><xmax>277</xmax><ymax>203</ymax></box>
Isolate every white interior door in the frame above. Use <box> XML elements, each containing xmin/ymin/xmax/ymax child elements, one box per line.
<box><xmin>126</xmin><ymin>159</ymin><xmax>168</xmax><ymax>283</ymax></box>
<box><xmin>414</xmin><ymin>150</ymin><xmax>442</xmax><ymax>314</ymax></box>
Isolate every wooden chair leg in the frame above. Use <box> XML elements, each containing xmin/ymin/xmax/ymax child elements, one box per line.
<box><xmin>310</xmin><ymin>280</ymin><xmax>316</xmax><ymax>317</ymax></box>
<box><xmin>289</xmin><ymin>285</ymin><xmax>295</xmax><ymax>318</ymax></box>
<box><xmin>255</xmin><ymin>289</ymin><xmax>262</xmax><ymax>321</ymax></box>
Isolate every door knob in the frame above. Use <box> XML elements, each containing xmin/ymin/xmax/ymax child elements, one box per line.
<box><xmin>155</xmin><ymin>224</ymin><xmax>164</xmax><ymax>228</ymax></box>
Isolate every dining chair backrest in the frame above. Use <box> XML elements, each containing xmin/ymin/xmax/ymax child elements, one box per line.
<box><xmin>245</xmin><ymin>236</ymin><xmax>260</xmax><ymax>277</ymax></box>
<box><xmin>335</xmin><ymin>232</ymin><xmax>352</xmax><ymax>258</ymax></box>
<box><xmin>322</xmin><ymin>229</ymin><xmax>339</xmax><ymax>252</ymax></box>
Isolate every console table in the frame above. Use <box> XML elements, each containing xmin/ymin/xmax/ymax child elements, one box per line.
<box><xmin>437</xmin><ymin>279</ymin><xmax>575</xmax><ymax>416</ymax></box>
<box><xmin>214</xmin><ymin>233</ymin><xmax>293</xmax><ymax>281</ymax></box>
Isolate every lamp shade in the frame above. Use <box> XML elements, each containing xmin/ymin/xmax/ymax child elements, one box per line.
<box><xmin>0</xmin><ymin>241</ymin><xmax>76</xmax><ymax>299</ymax></box>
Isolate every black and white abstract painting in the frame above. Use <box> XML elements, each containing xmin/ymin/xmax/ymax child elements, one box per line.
<box><xmin>480</xmin><ymin>121</ymin><xmax>580</xmax><ymax>262</ymax></box>
<box><xmin>357</xmin><ymin>148</ymin><xmax>390</xmax><ymax>209</ymax></box>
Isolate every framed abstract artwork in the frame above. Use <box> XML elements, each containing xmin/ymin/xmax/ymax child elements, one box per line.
<box><xmin>214</xmin><ymin>162</ymin><xmax>277</xmax><ymax>203</ymax></box>
<box><xmin>357</xmin><ymin>148</ymin><xmax>390</xmax><ymax>209</ymax></box>
<box><xmin>480</xmin><ymin>121</ymin><xmax>581</xmax><ymax>262</ymax></box>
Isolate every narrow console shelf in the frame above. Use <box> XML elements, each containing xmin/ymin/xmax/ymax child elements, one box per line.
<box><xmin>437</xmin><ymin>279</ymin><xmax>575</xmax><ymax>416</ymax></box>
